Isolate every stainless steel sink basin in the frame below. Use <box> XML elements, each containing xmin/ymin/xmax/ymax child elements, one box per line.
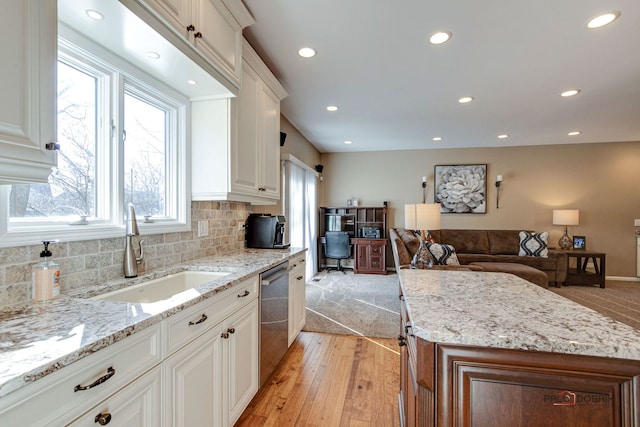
<box><xmin>92</xmin><ymin>271</ymin><xmax>231</xmax><ymax>303</ymax></box>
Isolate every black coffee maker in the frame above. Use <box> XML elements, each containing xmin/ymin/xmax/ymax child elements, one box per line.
<box><xmin>246</xmin><ymin>214</ymin><xmax>289</xmax><ymax>249</ymax></box>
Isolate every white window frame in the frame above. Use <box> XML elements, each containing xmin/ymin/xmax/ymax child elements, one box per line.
<box><xmin>0</xmin><ymin>28</ymin><xmax>190</xmax><ymax>248</ymax></box>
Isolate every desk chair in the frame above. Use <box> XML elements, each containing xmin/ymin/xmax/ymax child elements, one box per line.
<box><xmin>324</xmin><ymin>231</ymin><xmax>352</xmax><ymax>273</ymax></box>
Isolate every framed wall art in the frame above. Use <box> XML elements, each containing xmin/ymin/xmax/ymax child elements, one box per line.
<box><xmin>434</xmin><ymin>164</ymin><xmax>487</xmax><ymax>213</ymax></box>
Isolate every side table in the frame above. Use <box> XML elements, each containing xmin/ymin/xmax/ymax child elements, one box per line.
<box><xmin>563</xmin><ymin>250</ymin><xmax>606</xmax><ymax>288</ymax></box>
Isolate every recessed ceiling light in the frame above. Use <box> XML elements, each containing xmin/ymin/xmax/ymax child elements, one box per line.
<box><xmin>498</xmin><ymin>134</ymin><xmax>509</xmax><ymax>139</ymax></box>
<box><xmin>344</xmin><ymin>140</ymin><xmax>353</xmax><ymax>145</ymax></box>
<box><xmin>587</xmin><ymin>11</ymin><xmax>621</xmax><ymax>29</ymax></box>
<box><xmin>432</xmin><ymin>137</ymin><xmax>442</xmax><ymax>141</ymax></box>
<box><xmin>561</xmin><ymin>89</ymin><xmax>581</xmax><ymax>97</ymax></box>
<box><xmin>458</xmin><ymin>96</ymin><xmax>474</xmax><ymax>104</ymax></box>
<box><xmin>298</xmin><ymin>47</ymin><xmax>316</xmax><ymax>58</ymax></box>
<box><xmin>568</xmin><ymin>131</ymin><xmax>581</xmax><ymax>136</ymax></box>
<box><xmin>326</xmin><ymin>105</ymin><xmax>338</xmax><ymax>112</ymax></box>
<box><xmin>85</xmin><ymin>9</ymin><xmax>104</xmax><ymax>20</ymax></box>
<box><xmin>187</xmin><ymin>80</ymin><xmax>197</xmax><ymax>85</ymax></box>
<box><xmin>146</xmin><ymin>51</ymin><xmax>160</xmax><ymax>59</ymax></box>
<box><xmin>429</xmin><ymin>31</ymin><xmax>452</xmax><ymax>45</ymax></box>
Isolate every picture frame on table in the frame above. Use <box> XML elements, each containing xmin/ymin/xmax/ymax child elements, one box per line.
<box><xmin>573</xmin><ymin>235</ymin><xmax>586</xmax><ymax>250</ymax></box>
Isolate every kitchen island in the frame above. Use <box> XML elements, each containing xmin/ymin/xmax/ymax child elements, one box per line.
<box><xmin>398</xmin><ymin>269</ymin><xmax>640</xmax><ymax>427</ymax></box>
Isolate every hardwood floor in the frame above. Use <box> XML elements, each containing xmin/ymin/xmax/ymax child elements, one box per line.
<box><xmin>235</xmin><ymin>332</ymin><xmax>401</xmax><ymax>427</ymax></box>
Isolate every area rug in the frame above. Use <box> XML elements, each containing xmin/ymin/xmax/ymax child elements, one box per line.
<box><xmin>303</xmin><ymin>271</ymin><xmax>400</xmax><ymax>338</ymax></box>
<box><xmin>550</xmin><ymin>280</ymin><xmax>640</xmax><ymax>330</ymax></box>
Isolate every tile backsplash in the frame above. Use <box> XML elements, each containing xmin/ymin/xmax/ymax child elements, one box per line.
<box><xmin>0</xmin><ymin>201</ymin><xmax>251</xmax><ymax>308</ymax></box>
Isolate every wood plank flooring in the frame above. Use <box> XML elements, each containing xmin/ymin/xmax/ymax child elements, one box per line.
<box><xmin>235</xmin><ymin>332</ymin><xmax>400</xmax><ymax>427</ymax></box>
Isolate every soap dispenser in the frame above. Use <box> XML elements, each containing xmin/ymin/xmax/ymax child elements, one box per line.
<box><xmin>32</xmin><ymin>240</ymin><xmax>61</xmax><ymax>301</ymax></box>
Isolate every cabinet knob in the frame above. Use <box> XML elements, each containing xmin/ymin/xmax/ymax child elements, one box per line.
<box><xmin>397</xmin><ymin>335</ymin><xmax>406</xmax><ymax>347</ymax></box>
<box><xmin>227</xmin><ymin>327</ymin><xmax>235</xmax><ymax>334</ymax></box>
<box><xmin>186</xmin><ymin>24</ymin><xmax>195</xmax><ymax>32</ymax></box>
<box><xmin>296</xmin><ymin>275</ymin><xmax>304</xmax><ymax>280</ymax></box>
<box><xmin>194</xmin><ymin>31</ymin><xmax>203</xmax><ymax>39</ymax></box>
<box><xmin>94</xmin><ymin>412</ymin><xmax>112</xmax><ymax>425</ymax></box>
<box><xmin>45</xmin><ymin>142</ymin><xmax>60</xmax><ymax>151</ymax></box>
<box><xmin>221</xmin><ymin>331</ymin><xmax>229</xmax><ymax>339</ymax></box>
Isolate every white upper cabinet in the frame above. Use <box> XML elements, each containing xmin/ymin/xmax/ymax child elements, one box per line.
<box><xmin>191</xmin><ymin>41</ymin><xmax>287</xmax><ymax>205</ymax></box>
<box><xmin>126</xmin><ymin>0</ymin><xmax>254</xmax><ymax>91</ymax></box>
<box><xmin>0</xmin><ymin>0</ymin><xmax>57</xmax><ymax>184</ymax></box>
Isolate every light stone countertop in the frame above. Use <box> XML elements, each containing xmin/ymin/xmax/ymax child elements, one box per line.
<box><xmin>399</xmin><ymin>269</ymin><xmax>640</xmax><ymax>360</ymax></box>
<box><xmin>0</xmin><ymin>247</ymin><xmax>305</xmax><ymax>398</ymax></box>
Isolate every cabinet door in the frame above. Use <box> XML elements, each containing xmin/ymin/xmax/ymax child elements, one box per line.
<box><xmin>0</xmin><ymin>0</ymin><xmax>57</xmax><ymax>184</ymax></box>
<box><xmin>225</xmin><ymin>299</ymin><xmax>260</xmax><ymax>426</ymax></box>
<box><xmin>68</xmin><ymin>367</ymin><xmax>162</xmax><ymax>427</ymax></box>
<box><xmin>231</xmin><ymin>63</ymin><xmax>260</xmax><ymax>196</ymax></box>
<box><xmin>139</xmin><ymin>0</ymin><xmax>191</xmax><ymax>36</ymax></box>
<box><xmin>164</xmin><ymin>324</ymin><xmax>225</xmax><ymax>427</ymax></box>
<box><xmin>259</xmin><ymin>83</ymin><xmax>281</xmax><ymax>199</ymax></box>
<box><xmin>193</xmin><ymin>0</ymin><xmax>242</xmax><ymax>87</ymax></box>
<box><xmin>355</xmin><ymin>243</ymin><xmax>370</xmax><ymax>272</ymax></box>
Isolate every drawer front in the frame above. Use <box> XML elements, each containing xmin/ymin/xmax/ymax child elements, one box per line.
<box><xmin>163</xmin><ymin>276</ymin><xmax>258</xmax><ymax>356</ymax></box>
<box><xmin>0</xmin><ymin>324</ymin><xmax>162</xmax><ymax>427</ymax></box>
<box><xmin>67</xmin><ymin>366</ymin><xmax>162</xmax><ymax>426</ymax></box>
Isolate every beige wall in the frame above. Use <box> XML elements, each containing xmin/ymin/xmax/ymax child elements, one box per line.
<box><xmin>319</xmin><ymin>141</ymin><xmax>640</xmax><ymax>278</ymax></box>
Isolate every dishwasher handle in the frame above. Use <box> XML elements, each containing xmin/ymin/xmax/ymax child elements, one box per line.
<box><xmin>261</xmin><ymin>265</ymin><xmax>289</xmax><ymax>285</ymax></box>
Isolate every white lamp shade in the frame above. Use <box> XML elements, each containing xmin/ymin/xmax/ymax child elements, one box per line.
<box><xmin>553</xmin><ymin>209</ymin><xmax>580</xmax><ymax>226</ymax></box>
<box><xmin>404</xmin><ymin>204</ymin><xmax>417</xmax><ymax>229</ymax></box>
<box><xmin>405</xmin><ymin>203</ymin><xmax>441</xmax><ymax>230</ymax></box>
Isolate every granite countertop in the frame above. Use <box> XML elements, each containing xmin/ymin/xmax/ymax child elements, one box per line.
<box><xmin>0</xmin><ymin>247</ymin><xmax>305</xmax><ymax>398</ymax></box>
<box><xmin>400</xmin><ymin>269</ymin><xmax>640</xmax><ymax>360</ymax></box>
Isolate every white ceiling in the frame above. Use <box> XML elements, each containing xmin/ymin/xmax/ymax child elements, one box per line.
<box><xmin>242</xmin><ymin>0</ymin><xmax>640</xmax><ymax>153</ymax></box>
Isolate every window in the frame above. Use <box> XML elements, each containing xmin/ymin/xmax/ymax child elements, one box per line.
<box><xmin>0</xmin><ymin>34</ymin><xmax>189</xmax><ymax>247</ymax></box>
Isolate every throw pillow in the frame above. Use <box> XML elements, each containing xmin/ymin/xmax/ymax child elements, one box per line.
<box><xmin>426</xmin><ymin>242</ymin><xmax>461</xmax><ymax>265</ymax></box>
<box><xmin>518</xmin><ymin>231</ymin><xmax>549</xmax><ymax>257</ymax></box>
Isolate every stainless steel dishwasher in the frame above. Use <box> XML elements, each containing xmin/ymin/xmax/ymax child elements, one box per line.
<box><xmin>259</xmin><ymin>261</ymin><xmax>289</xmax><ymax>386</ymax></box>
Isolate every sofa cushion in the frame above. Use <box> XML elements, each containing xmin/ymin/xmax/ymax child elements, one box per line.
<box><xmin>440</xmin><ymin>229</ymin><xmax>490</xmax><ymax>254</ymax></box>
<box><xmin>519</xmin><ymin>231</ymin><xmax>549</xmax><ymax>257</ymax></box>
<box><xmin>488</xmin><ymin>230</ymin><xmax>521</xmax><ymax>255</ymax></box>
<box><xmin>426</xmin><ymin>242</ymin><xmax>461</xmax><ymax>265</ymax></box>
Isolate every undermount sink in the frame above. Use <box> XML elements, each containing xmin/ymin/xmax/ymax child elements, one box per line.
<box><xmin>92</xmin><ymin>271</ymin><xmax>231</xmax><ymax>303</ymax></box>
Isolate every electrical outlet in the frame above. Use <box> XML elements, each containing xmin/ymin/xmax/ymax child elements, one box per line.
<box><xmin>238</xmin><ymin>221</ymin><xmax>245</xmax><ymax>231</ymax></box>
<box><xmin>197</xmin><ymin>220</ymin><xmax>209</xmax><ymax>237</ymax></box>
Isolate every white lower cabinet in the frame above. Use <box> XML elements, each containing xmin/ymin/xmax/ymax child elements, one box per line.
<box><xmin>0</xmin><ymin>275</ymin><xmax>262</xmax><ymax>427</ymax></box>
<box><xmin>164</xmin><ymin>298</ymin><xmax>259</xmax><ymax>427</ymax></box>
<box><xmin>288</xmin><ymin>254</ymin><xmax>307</xmax><ymax>346</ymax></box>
<box><xmin>68</xmin><ymin>366</ymin><xmax>162</xmax><ymax>426</ymax></box>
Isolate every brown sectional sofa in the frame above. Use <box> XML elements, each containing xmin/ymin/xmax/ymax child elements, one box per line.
<box><xmin>390</xmin><ymin>228</ymin><xmax>568</xmax><ymax>287</ymax></box>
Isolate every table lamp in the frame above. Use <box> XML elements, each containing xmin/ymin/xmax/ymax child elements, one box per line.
<box><xmin>553</xmin><ymin>209</ymin><xmax>579</xmax><ymax>250</ymax></box>
<box><xmin>405</xmin><ymin>203</ymin><xmax>441</xmax><ymax>268</ymax></box>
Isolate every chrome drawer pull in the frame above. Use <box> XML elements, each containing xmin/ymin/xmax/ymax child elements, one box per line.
<box><xmin>237</xmin><ymin>290</ymin><xmax>250</xmax><ymax>298</ymax></box>
<box><xmin>188</xmin><ymin>314</ymin><xmax>208</xmax><ymax>326</ymax></box>
<box><xmin>74</xmin><ymin>367</ymin><xmax>115</xmax><ymax>392</ymax></box>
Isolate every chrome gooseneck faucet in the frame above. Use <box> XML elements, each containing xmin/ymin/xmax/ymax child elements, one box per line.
<box><xmin>124</xmin><ymin>203</ymin><xmax>144</xmax><ymax>278</ymax></box>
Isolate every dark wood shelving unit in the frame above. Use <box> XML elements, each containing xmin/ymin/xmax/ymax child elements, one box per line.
<box><xmin>319</xmin><ymin>206</ymin><xmax>387</xmax><ymax>274</ymax></box>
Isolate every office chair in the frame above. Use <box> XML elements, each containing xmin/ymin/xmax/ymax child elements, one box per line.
<box><xmin>324</xmin><ymin>231</ymin><xmax>352</xmax><ymax>273</ymax></box>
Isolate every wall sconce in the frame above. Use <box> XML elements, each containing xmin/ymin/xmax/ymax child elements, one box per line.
<box><xmin>421</xmin><ymin>176</ymin><xmax>427</xmax><ymax>203</ymax></box>
<box><xmin>495</xmin><ymin>175</ymin><xmax>503</xmax><ymax>209</ymax></box>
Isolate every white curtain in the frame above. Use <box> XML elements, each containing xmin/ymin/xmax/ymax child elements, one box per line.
<box><xmin>285</xmin><ymin>159</ymin><xmax>317</xmax><ymax>279</ymax></box>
